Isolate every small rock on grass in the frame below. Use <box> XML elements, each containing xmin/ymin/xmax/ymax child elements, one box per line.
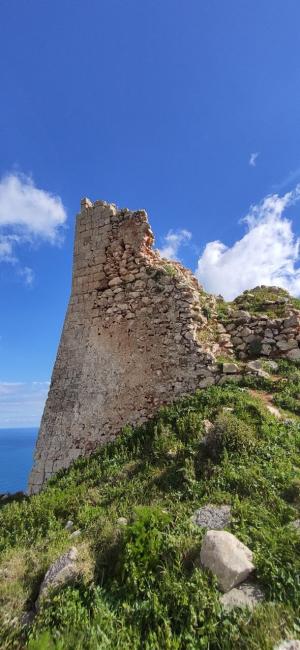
<box><xmin>117</xmin><ymin>517</ymin><xmax>128</xmax><ymax>526</ymax></box>
<box><xmin>203</xmin><ymin>419</ymin><xmax>213</xmax><ymax>434</ymax></box>
<box><xmin>266</xmin><ymin>404</ymin><xmax>282</xmax><ymax>419</ymax></box>
<box><xmin>200</xmin><ymin>530</ymin><xmax>254</xmax><ymax>593</ymax></box>
<box><xmin>191</xmin><ymin>504</ymin><xmax>231</xmax><ymax>530</ymax></box>
<box><xmin>222</xmin><ymin>363</ymin><xmax>240</xmax><ymax>374</ymax></box>
<box><xmin>220</xmin><ymin>582</ymin><xmax>264</xmax><ymax>611</ymax></box>
<box><xmin>274</xmin><ymin>642</ymin><xmax>300</xmax><ymax>650</ymax></box>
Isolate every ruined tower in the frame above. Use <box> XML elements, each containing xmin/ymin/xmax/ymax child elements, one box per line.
<box><xmin>28</xmin><ymin>198</ymin><xmax>221</xmax><ymax>494</ymax></box>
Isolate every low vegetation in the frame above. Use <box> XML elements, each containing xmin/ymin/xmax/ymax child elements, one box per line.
<box><xmin>216</xmin><ymin>286</ymin><xmax>300</xmax><ymax>322</ymax></box>
<box><xmin>1</xmin><ymin>363</ymin><xmax>300</xmax><ymax>649</ymax></box>
<box><xmin>233</xmin><ymin>286</ymin><xmax>300</xmax><ymax>318</ymax></box>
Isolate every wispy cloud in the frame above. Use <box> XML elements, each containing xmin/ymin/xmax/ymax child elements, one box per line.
<box><xmin>273</xmin><ymin>166</ymin><xmax>300</xmax><ymax>191</ymax></box>
<box><xmin>195</xmin><ymin>184</ymin><xmax>300</xmax><ymax>300</ymax></box>
<box><xmin>0</xmin><ymin>172</ymin><xmax>67</xmax><ymax>283</ymax></box>
<box><xmin>158</xmin><ymin>229</ymin><xmax>192</xmax><ymax>261</ymax></box>
<box><xmin>0</xmin><ymin>381</ymin><xmax>49</xmax><ymax>427</ymax></box>
<box><xmin>249</xmin><ymin>152</ymin><xmax>259</xmax><ymax>167</ymax></box>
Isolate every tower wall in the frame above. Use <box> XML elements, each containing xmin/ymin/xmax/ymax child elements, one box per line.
<box><xmin>28</xmin><ymin>199</ymin><xmax>218</xmax><ymax>493</ymax></box>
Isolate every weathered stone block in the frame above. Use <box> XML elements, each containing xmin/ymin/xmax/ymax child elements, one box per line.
<box><xmin>200</xmin><ymin>530</ymin><xmax>254</xmax><ymax>592</ymax></box>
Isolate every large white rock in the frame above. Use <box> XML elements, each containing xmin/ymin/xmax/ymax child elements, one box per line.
<box><xmin>200</xmin><ymin>530</ymin><xmax>254</xmax><ymax>592</ymax></box>
<box><xmin>36</xmin><ymin>547</ymin><xmax>79</xmax><ymax>605</ymax></box>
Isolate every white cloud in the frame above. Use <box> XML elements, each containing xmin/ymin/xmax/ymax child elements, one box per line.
<box><xmin>0</xmin><ymin>381</ymin><xmax>49</xmax><ymax>427</ymax></box>
<box><xmin>195</xmin><ymin>184</ymin><xmax>300</xmax><ymax>300</ymax></box>
<box><xmin>19</xmin><ymin>266</ymin><xmax>35</xmax><ymax>286</ymax></box>
<box><xmin>158</xmin><ymin>229</ymin><xmax>192</xmax><ymax>261</ymax></box>
<box><xmin>249</xmin><ymin>152</ymin><xmax>259</xmax><ymax>167</ymax></box>
<box><xmin>0</xmin><ymin>172</ymin><xmax>67</xmax><ymax>282</ymax></box>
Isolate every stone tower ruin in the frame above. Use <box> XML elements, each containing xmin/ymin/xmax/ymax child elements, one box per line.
<box><xmin>28</xmin><ymin>198</ymin><xmax>300</xmax><ymax>493</ymax></box>
<box><xmin>28</xmin><ymin>198</ymin><xmax>220</xmax><ymax>493</ymax></box>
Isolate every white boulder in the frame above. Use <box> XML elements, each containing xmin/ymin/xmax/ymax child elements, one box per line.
<box><xmin>200</xmin><ymin>530</ymin><xmax>254</xmax><ymax>592</ymax></box>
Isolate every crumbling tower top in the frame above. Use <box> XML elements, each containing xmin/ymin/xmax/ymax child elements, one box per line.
<box><xmin>80</xmin><ymin>197</ymin><xmax>93</xmax><ymax>211</ymax></box>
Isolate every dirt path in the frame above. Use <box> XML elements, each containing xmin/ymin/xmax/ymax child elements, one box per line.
<box><xmin>248</xmin><ymin>389</ymin><xmax>282</xmax><ymax>419</ymax></box>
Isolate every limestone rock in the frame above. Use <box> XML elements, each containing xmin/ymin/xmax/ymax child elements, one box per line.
<box><xmin>191</xmin><ymin>504</ymin><xmax>231</xmax><ymax>530</ymax></box>
<box><xmin>276</xmin><ymin>339</ymin><xmax>298</xmax><ymax>351</ymax></box>
<box><xmin>284</xmin><ymin>314</ymin><xmax>299</xmax><ymax>328</ymax></box>
<box><xmin>222</xmin><ymin>363</ymin><xmax>239</xmax><ymax>374</ymax></box>
<box><xmin>246</xmin><ymin>359</ymin><xmax>264</xmax><ymax>372</ymax></box>
<box><xmin>200</xmin><ymin>530</ymin><xmax>254</xmax><ymax>592</ymax></box>
<box><xmin>286</xmin><ymin>348</ymin><xmax>300</xmax><ymax>361</ymax></box>
<box><xmin>37</xmin><ymin>547</ymin><xmax>79</xmax><ymax>605</ymax></box>
<box><xmin>199</xmin><ymin>376</ymin><xmax>215</xmax><ymax>388</ymax></box>
<box><xmin>220</xmin><ymin>582</ymin><xmax>264</xmax><ymax>611</ymax></box>
<box><xmin>275</xmin><ymin>642</ymin><xmax>300</xmax><ymax>650</ymax></box>
<box><xmin>261</xmin><ymin>343</ymin><xmax>272</xmax><ymax>356</ymax></box>
<box><xmin>232</xmin><ymin>310</ymin><xmax>251</xmax><ymax>322</ymax></box>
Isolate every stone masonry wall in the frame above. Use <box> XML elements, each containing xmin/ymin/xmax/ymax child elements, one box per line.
<box><xmin>225</xmin><ymin>309</ymin><xmax>300</xmax><ymax>361</ymax></box>
<box><xmin>28</xmin><ymin>199</ymin><xmax>300</xmax><ymax>494</ymax></box>
<box><xmin>28</xmin><ymin>199</ymin><xmax>222</xmax><ymax>494</ymax></box>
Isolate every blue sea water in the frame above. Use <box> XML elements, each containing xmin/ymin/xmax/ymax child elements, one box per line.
<box><xmin>0</xmin><ymin>428</ymin><xmax>38</xmax><ymax>494</ymax></box>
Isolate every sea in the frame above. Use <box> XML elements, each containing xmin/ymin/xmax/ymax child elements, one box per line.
<box><xmin>0</xmin><ymin>428</ymin><xmax>38</xmax><ymax>494</ymax></box>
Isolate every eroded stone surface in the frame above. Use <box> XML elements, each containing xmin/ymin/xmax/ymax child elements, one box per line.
<box><xmin>275</xmin><ymin>642</ymin><xmax>300</xmax><ymax>650</ymax></box>
<box><xmin>191</xmin><ymin>504</ymin><xmax>231</xmax><ymax>530</ymax></box>
<box><xmin>37</xmin><ymin>547</ymin><xmax>79</xmax><ymax>605</ymax></box>
<box><xmin>200</xmin><ymin>530</ymin><xmax>254</xmax><ymax>592</ymax></box>
<box><xmin>220</xmin><ymin>582</ymin><xmax>264</xmax><ymax>611</ymax></box>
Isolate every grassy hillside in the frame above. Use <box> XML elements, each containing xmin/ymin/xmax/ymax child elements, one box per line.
<box><xmin>1</xmin><ymin>361</ymin><xmax>300</xmax><ymax>650</ymax></box>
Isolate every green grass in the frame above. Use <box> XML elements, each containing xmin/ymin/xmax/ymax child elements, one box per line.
<box><xmin>0</xmin><ymin>375</ymin><xmax>300</xmax><ymax>649</ymax></box>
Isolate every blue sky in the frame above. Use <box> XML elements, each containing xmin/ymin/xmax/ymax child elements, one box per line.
<box><xmin>1</xmin><ymin>0</ymin><xmax>300</xmax><ymax>426</ymax></box>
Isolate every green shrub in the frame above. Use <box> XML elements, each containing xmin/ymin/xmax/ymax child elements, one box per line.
<box><xmin>205</xmin><ymin>412</ymin><xmax>256</xmax><ymax>461</ymax></box>
<box><xmin>116</xmin><ymin>506</ymin><xmax>171</xmax><ymax>595</ymax></box>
